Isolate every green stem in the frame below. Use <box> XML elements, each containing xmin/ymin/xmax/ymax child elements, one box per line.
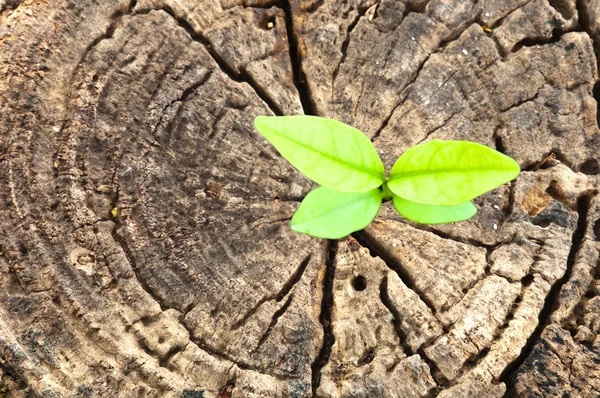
<box><xmin>381</xmin><ymin>183</ymin><xmax>393</xmax><ymax>201</ymax></box>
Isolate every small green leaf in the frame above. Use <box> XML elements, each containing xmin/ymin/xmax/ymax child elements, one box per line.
<box><xmin>388</xmin><ymin>140</ymin><xmax>520</xmax><ymax>205</ymax></box>
<box><xmin>392</xmin><ymin>195</ymin><xmax>477</xmax><ymax>224</ymax></box>
<box><xmin>291</xmin><ymin>186</ymin><xmax>382</xmax><ymax>239</ymax></box>
<box><xmin>254</xmin><ymin>115</ymin><xmax>385</xmax><ymax>192</ymax></box>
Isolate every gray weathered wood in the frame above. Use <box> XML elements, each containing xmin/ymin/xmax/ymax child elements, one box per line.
<box><xmin>1</xmin><ymin>0</ymin><xmax>600</xmax><ymax>396</ymax></box>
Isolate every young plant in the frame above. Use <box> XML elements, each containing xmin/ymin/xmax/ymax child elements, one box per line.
<box><xmin>254</xmin><ymin>115</ymin><xmax>520</xmax><ymax>239</ymax></box>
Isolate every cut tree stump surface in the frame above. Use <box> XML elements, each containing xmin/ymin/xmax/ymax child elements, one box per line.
<box><xmin>1</xmin><ymin>0</ymin><xmax>600</xmax><ymax>397</ymax></box>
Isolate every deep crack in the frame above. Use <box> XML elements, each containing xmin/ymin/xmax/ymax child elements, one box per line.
<box><xmin>352</xmin><ymin>231</ymin><xmax>439</xmax><ymax>315</ymax></box>
<box><xmin>141</xmin><ymin>6</ymin><xmax>285</xmax><ymax>116</ymax></box>
<box><xmin>379</xmin><ymin>274</ymin><xmax>415</xmax><ymax>356</ymax></box>
<box><xmin>282</xmin><ymin>0</ymin><xmax>315</xmax><ymax>115</ymax></box>
<box><xmin>500</xmin><ymin>191</ymin><xmax>596</xmax><ymax>391</ymax></box>
<box><xmin>310</xmin><ymin>240</ymin><xmax>337</xmax><ymax>396</ymax></box>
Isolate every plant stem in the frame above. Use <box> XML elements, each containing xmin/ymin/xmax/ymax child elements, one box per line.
<box><xmin>381</xmin><ymin>183</ymin><xmax>393</xmax><ymax>201</ymax></box>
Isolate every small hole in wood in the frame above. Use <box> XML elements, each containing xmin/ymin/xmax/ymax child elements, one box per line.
<box><xmin>352</xmin><ymin>275</ymin><xmax>367</xmax><ymax>291</ymax></box>
<box><xmin>593</xmin><ymin>218</ymin><xmax>600</xmax><ymax>241</ymax></box>
<box><xmin>521</xmin><ymin>274</ymin><xmax>534</xmax><ymax>287</ymax></box>
<box><xmin>259</xmin><ymin>15</ymin><xmax>276</xmax><ymax>30</ymax></box>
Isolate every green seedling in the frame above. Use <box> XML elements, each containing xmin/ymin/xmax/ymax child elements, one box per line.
<box><xmin>254</xmin><ymin>115</ymin><xmax>520</xmax><ymax>239</ymax></box>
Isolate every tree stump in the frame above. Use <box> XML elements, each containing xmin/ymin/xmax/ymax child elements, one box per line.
<box><xmin>1</xmin><ymin>0</ymin><xmax>600</xmax><ymax>396</ymax></box>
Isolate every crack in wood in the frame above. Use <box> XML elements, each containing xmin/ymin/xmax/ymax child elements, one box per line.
<box><xmin>161</xmin><ymin>70</ymin><xmax>215</xmax><ymax>140</ymax></box>
<box><xmin>510</xmin><ymin>26</ymin><xmax>580</xmax><ymax>54</ymax></box>
<box><xmin>448</xmin><ymin>273</ymin><xmax>534</xmax><ymax>385</ymax></box>
<box><xmin>159</xmin><ymin>342</ymin><xmax>188</xmax><ymax>369</ymax></box>
<box><xmin>186</xmin><ymin>335</ymin><xmax>290</xmax><ymax>381</ymax></box>
<box><xmin>331</xmin><ymin>6</ymin><xmax>367</xmax><ymax>108</ymax></box>
<box><xmin>389</xmin><ymin>220</ymin><xmax>496</xmax><ymax>250</ymax></box>
<box><xmin>310</xmin><ymin>240</ymin><xmax>336</xmax><ymax>396</ymax></box>
<box><xmin>152</xmin><ymin>70</ymin><xmax>214</xmax><ymax>138</ymax></box>
<box><xmin>75</xmin><ymin>0</ymin><xmax>138</xmax><ymax>88</ymax></box>
<box><xmin>379</xmin><ymin>273</ymin><xmax>415</xmax><ymax>356</ymax></box>
<box><xmin>137</xmin><ymin>6</ymin><xmax>285</xmax><ymax>116</ymax></box>
<box><xmin>251</xmin><ymin>293</ymin><xmax>294</xmax><ymax>354</ymax></box>
<box><xmin>352</xmin><ymin>231</ymin><xmax>439</xmax><ymax>315</ymax></box>
<box><xmin>231</xmin><ymin>253</ymin><xmax>310</xmax><ymax>330</ymax></box>
<box><xmin>281</xmin><ymin>0</ymin><xmax>315</xmax><ymax>115</ymax></box>
<box><xmin>370</xmin><ymin>26</ymin><xmax>474</xmax><ymax>142</ymax></box>
<box><xmin>499</xmin><ymin>191</ymin><xmax>596</xmax><ymax>390</ymax></box>
<box><xmin>418</xmin><ymin>346</ymin><xmax>449</xmax><ymax>390</ymax></box>
<box><xmin>488</xmin><ymin>0</ymin><xmax>536</xmax><ymax>31</ymax></box>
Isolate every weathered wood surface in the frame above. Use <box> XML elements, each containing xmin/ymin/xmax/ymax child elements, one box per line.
<box><xmin>1</xmin><ymin>0</ymin><xmax>600</xmax><ymax>396</ymax></box>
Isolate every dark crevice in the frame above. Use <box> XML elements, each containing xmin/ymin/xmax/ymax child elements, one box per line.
<box><xmin>593</xmin><ymin>217</ymin><xmax>600</xmax><ymax>241</ymax></box>
<box><xmin>76</xmin><ymin>0</ymin><xmax>138</xmax><ymax>74</ymax></box>
<box><xmin>579</xmin><ymin>158</ymin><xmax>600</xmax><ymax>175</ymax></box>
<box><xmin>401</xmin><ymin>221</ymin><xmax>494</xmax><ymax>250</ymax></box>
<box><xmin>418</xmin><ymin>347</ymin><xmax>449</xmax><ymax>388</ymax></box>
<box><xmin>276</xmin><ymin>254</ymin><xmax>312</xmax><ymax>301</ymax></box>
<box><xmin>187</xmin><ymin>336</ymin><xmax>288</xmax><ymax>381</ymax></box>
<box><xmin>151</xmin><ymin>60</ymin><xmax>213</xmax><ymax>124</ymax></box>
<box><xmin>159</xmin><ymin>344</ymin><xmax>187</xmax><ymax>368</ymax></box>
<box><xmin>0</xmin><ymin>349</ymin><xmax>30</xmax><ymax>393</ymax></box>
<box><xmin>351</xmin><ymin>274</ymin><xmax>367</xmax><ymax>291</ymax></box>
<box><xmin>499</xmin><ymin>84</ymin><xmax>545</xmax><ymax>114</ymax></box>
<box><xmin>230</xmin><ymin>296</ymin><xmax>270</xmax><ymax>330</ymax></box>
<box><xmin>310</xmin><ymin>240</ymin><xmax>337</xmax><ymax>396</ymax></box>
<box><xmin>356</xmin><ymin>347</ymin><xmax>375</xmax><ymax>367</ymax></box>
<box><xmin>371</xmin><ymin>19</ymin><xmax>480</xmax><ymax>142</ymax></box>
<box><xmin>331</xmin><ymin>9</ymin><xmax>364</xmax><ymax>93</ymax></box>
<box><xmin>302</xmin><ymin>0</ymin><xmax>325</xmax><ymax>14</ymax></box>
<box><xmin>281</xmin><ymin>0</ymin><xmax>316</xmax><ymax>115</ymax></box>
<box><xmin>141</xmin><ymin>5</ymin><xmax>284</xmax><ymax>116</ymax></box>
<box><xmin>454</xmin><ymin>273</ymin><xmax>533</xmax><ymax>382</ymax></box>
<box><xmin>352</xmin><ymin>231</ymin><xmax>438</xmax><ymax>315</ymax></box>
<box><xmin>489</xmin><ymin>0</ymin><xmax>535</xmax><ymax>30</ymax></box>
<box><xmin>500</xmin><ymin>180</ymin><xmax>516</xmax><ymax>227</ymax></box>
<box><xmin>524</xmin><ymin>152</ymin><xmax>558</xmax><ymax>172</ymax></box>
<box><xmin>0</xmin><ymin>0</ymin><xmax>24</xmax><ymax>20</ymax></box>
<box><xmin>488</xmin><ymin>32</ymin><xmax>508</xmax><ymax>59</ymax></box>
<box><xmin>510</xmin><ymin>29</ymin><xmax>572</xmax><ymax>53</ymax></box>
<box><xmin>523</xmin><ymin>152</ymin><xmax>576</xmax><ymax>179</ymax></box>
<box><xmin>593</xmin><ymin>81</ymin><xmax>600</xmax><ymax>128</ymax></box>
<box><xmin>547</xmin><ymin>148</ymin><xmax>576</xmax><ymax>172</ymax></box>
<box><xmin>379</xmin><ymin>274</ymin><xmax>414</xmax><ymax>356</ymax></box>
<box><xmin>231</xmin><ymin>253</ymin><xmax>310</xmax><ymax>330</ymax></box>
<box><xmin>160</xmin><ymin>70</ymin><xmax>215</xmax><ymax>138</ymax></box>
<box><xmin>252</xmin><ymin>293</ymin><xmax>294</xmax><ymax>353</ymax></box>
<box><xmin>500</xmin><ymin>192</ymin><xmax>595</xmax><ymax>390</ymax></box>
<box><xmin>493</xmin><ymin>126</ymin><xmax>506</xmax><ymax>154</ymax></box>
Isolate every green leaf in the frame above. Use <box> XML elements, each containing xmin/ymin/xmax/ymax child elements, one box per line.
<box><xmin>291</xmin><ymin>186</ymin><xmax>382</xmax><ymax>239</ymax></box>
<box><xmin>388</xmin><ymin>140</ymin><xmax>520</xmax><ymax>205</ymax></box>
<box><xmin>254</xmin><ymin>115</ymin><xmax>385</xmax><ymax>192</ymax></box>
<box><xmin>392</xmin><ymin>195</ymin><xmax>477</xmax><ymax>224</ymax></box>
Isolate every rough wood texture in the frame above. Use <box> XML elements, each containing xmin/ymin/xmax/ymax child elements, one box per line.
<box><xmin>1</xmin><ymin>0</ymin><xmax>600</xmax><ymax>397</ymax></box>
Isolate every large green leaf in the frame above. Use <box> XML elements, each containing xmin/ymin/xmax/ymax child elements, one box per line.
<box><xmin>392</xmin><ymin>195</ymin><xmax>477</xmax><ymax>224</ymax></box>
<box><xmin>291</xmin><ymin>186</ymin><xmax>383</xmax><ymax>239</ymax></box>
<box><xmin>388</xmin><ymin>140</ymin><xmax>520</xmax><ymax>205</ymax></box>
<box><xmin>254</xmin><ymin>115</ymin><xmax>385</xmax><ymax>192</ymax></box>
